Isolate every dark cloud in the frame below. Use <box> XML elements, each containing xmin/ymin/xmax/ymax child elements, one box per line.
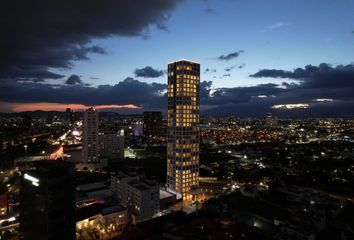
<box><xmin>203</xmin><ymin>101</ymin><xmax>354</xmax><ymax>117</ymax></box>
<box><xmin>225</xmin><ymin>65</ymin><xmax>237</xmax><ymax>72</ymax></box>
<box><xmin>200</xmin><ymin>81</ymin><xmax>212</xmax><ymax>100</ymax></box>
<box><xmin>0</xmin><ymin>78</ymin><xmax>167</xmax><ymax>108</ymax></box>
<box><xmin>204</xmin><ymin>68</ymin><xmax>217</xmax><ymax>74</ymax></box>
<box><xmin>65</xmin><ymin>75</ymin><xmax>82</xmax><ymax>85</ymax></box>
<box><xmin>0</xmin><ymin>67</ymin><xmax>65</xmax><ymax>82</ymax></box>
<box><xmin>85</xmin><ymin>46</ymin><xmax>107</xmax><ymax>55</ymax></box>
<box><xmin>203</xmin><ymin>85</ymin><xmax>354</xmax><ymax>117</ymax></box>
<box><xmin>250</xmin><ymin>69</ymin><xmax>294</xmax><ymax>79</ymax></box>
<box><xmin>205</xmin><ymin>83</ymin><xmax>282</xmax><ymax>106</ymax></box>
<box><xmin>217</xmin><ymin>50</ymin><xmax>244</xmax><ymax>61</ymax></box>
<box><xmin>281</xmin><ymin>82</ymin><xmax>298</xmax><ymax>89</ymax></box>
<box><xmin>0</xmin><ymin>79</ymin><xmax>214</xmax><ymax>113</ymax></box>
<box><xmin>134</xmin><ymin>66</ymin><xmax>164</xmax><ymax>78</ymax></box>
<box><xmin>200</xmin><ymin>62</ymin><xmax>354</xmax><ymax>116</ymax></box>
<box><xmin>238</xmin><ymin>63</ymin><xmax>246</xmax><ymax>69</ymax></box>
<box><xmin>225</xmin><ymin>64</ymin><xmax>245</xmax><ymax>72</ymax></box>
<box><xmin>250</xmin><ymin>63</ymin><xmax>354</xmax><ymax>88</ymax></box>
<box><xmin>205</xmin><ymin>8</ymin><xmax>217</xmax><ymax>15</ymax></box>
<box><xmin>0</xmin><ymin>77</ymin><xmax>283</xmax><ymax>111</ymax></box>
<box><xmin>156</xmin><ymin>22</ymin><xmax>170</xmax><ymax>32</ymax></box>
<box><xmin>2</xmin><ymin>71</ymin><xmax>354</xmax><ymax>116</ymax></box>
<box><xmin>201</xmin><ymin>0</ymin><xmax>216</xmax><ymax>15</ymax></box>
<box><xmin>0</xmin><ymin>0</ymin><xmax>182</xmax><ymax>81</ymax></box>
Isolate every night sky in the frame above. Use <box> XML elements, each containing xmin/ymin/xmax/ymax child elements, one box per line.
<box><xmin>1</xmin><ymin>0</ymin><xmax>354</xmax><ymax>116</ymax></box>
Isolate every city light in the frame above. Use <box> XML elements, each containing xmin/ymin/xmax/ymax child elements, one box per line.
<box><xmin>72</xmin><ymin>130</ymin><xmax>79</xmax><ymax>136</ymax></box>
<box><xmin>316</xmin><ymin>98</ymin><xmax>333</xmax><ymax>102</ymax></box>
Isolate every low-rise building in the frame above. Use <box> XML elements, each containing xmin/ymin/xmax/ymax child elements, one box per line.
<box><xmin>111</xmin><ymin>172</ymin><xmax>160</xmax><ymax>222</ymax></box>
<box><xmin>76</xmin><ymin>204</ymin><xmax>129</xmax><ymax>240</ymax></box>
<box><xmin>275</xmin><ymin>221</ymin><xmax>316</xmax><ymax>240</ymax></box>
<box><xmin>111</xmin><ymin>171</ymin><xmax>139</xmax><ymax>203</ymax></box>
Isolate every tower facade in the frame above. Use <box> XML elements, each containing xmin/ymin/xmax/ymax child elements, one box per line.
<box><xmin>166</xmin><ymin>60</ymin><xmax>200</xmax><ymax>200</ymax></box>
<box><xmin>82</xmin><ymin>107</ymin><xmax>99</xmax><ymax>163</ymax></box>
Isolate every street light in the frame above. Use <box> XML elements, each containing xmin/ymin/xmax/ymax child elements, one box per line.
<box><xmin>42</xmin><ymin>150</ymin><xmax>46</xmax><ymax>160</ymax></box>
<box><xmin>24</xmin><ymin>145</ymin><xmax>28</xmax><ymax>160</ymax></box>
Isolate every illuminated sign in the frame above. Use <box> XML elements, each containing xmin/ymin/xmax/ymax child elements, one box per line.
<box><xmin>24</xmin><ymin>173</ymin><xmax>40</xmax><ymax>187</ymax></box>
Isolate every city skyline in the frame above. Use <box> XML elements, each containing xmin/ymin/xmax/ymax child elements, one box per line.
<box><xmin>1</xmin><ymin>0</ymin><xmax>354</xmax><ymax>116</ymax></box>
<box><xmin>1</xmin><ymin>1</ymin><xmax>354</xmax><ymax>238</ymax></box>
<box><xmin>1</xmin><ymin>98</ymin><xmax>353</xmax><ymax>238</ymax></box>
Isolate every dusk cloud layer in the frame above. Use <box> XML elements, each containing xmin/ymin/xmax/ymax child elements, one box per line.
<box><xmin>0</xmin><ymin>78</ymin><xmax>167</xmax><ymax>108</ymax></box>
<box><xmin>0</xmin><ymin>83</ymin><xmax>352</xmax><ymax>117</ymax></box>
<box><xmin>250</xmin><ymin>63</ymin><xmax>354</xmax><ymax>88</ymax></box>
<box><xmin>2</xmin><ymin>62</ymin><xmax>354</xmax><ymax>116</ymax></box>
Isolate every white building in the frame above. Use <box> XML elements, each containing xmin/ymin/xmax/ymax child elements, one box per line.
<box><xmin>80</xmin><ymin>107</ymin><xmax>106</xmax><ymax>169</ymax></box>
<box><xmin>111</xmin><ymin>171</ymin><xmax>139</xmax><ymax>203</ymax></box>
<box><xmin>82</xmin><ymin>107</ymin><xmax>99</xmax><ymax>163</ymax></box>
<box><xmin>111</xmin><ymin>172</ymin><xmax>160</xmax><ymax>222</ymax></box>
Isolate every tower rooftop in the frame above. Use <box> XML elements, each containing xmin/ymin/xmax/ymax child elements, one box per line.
<box><xmin>168</xmin><ymin>59</ymin><xmax>200</xmax><ymax>64</ymax></box>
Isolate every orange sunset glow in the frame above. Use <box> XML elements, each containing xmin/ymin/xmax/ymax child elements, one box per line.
<box><xmin>5</xmin><ymin>102</ymin><xmax>142</xmax><ymax>112</ymax></box>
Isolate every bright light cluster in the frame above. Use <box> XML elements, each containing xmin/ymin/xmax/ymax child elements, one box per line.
<box><xmin>315</xmin><ymin>98</ymin><xmax>333</xmax><ymax>102</ymax></box>
<box><xmin>272</xmin><ymin>103</ymin><xmax>310</xmax><ymax>110</ymax></box>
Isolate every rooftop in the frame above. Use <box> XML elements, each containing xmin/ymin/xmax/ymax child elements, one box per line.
<box><xmin>168</xmin><ymin>59</ymin><xmax>200</xmax><ymax>65</ymax></box>
<box><xmin>160</xmin><ymin>189</ymin><xmax>175</xmax><ymax>199</ymax></box>
<box><xmin>76</xmin><ymin>181</ymin><xmax>107</xmax><ymax>192</ymax></box>
<box><xmin>101</xmin><ymin>205</ymin><xmax>126</xmax><ymax>215</ymax></box>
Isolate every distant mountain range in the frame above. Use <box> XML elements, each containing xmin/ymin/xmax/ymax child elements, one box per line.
<box><xmin>1</xmin><ymin>108</ymin><xmax>353</xmax><ymax>119</ymax></box>
<box><xmin>0</xmin><ymin>110</ymin><xmax>138</xmax><ymax>118</ymax></box>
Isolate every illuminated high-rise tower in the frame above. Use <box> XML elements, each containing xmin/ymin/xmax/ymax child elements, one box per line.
<box><xmin>166</xmin><ymin>60</ymin><xmax>200</xmax><ymax>200</ymax></box>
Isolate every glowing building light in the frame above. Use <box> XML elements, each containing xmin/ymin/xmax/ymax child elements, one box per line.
<box><xmin>24</xmin><ymin>173</ymin><xmax>40</xmax><ymax>186</ymax></box>
<box><xmin>72</xmin><ymin>130</ymin><xmax>79</xmax><ymax>136</ymax></box>
<box><xmin>315</xmin><ymin>98</ymin><xmax>333</xmax><ymax>102</ymax></box>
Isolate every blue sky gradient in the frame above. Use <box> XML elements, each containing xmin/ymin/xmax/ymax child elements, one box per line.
<box><xmin>66</xmin><ymin>0</ymin><xmax>354</xmax><ymax>88</ymax></box>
